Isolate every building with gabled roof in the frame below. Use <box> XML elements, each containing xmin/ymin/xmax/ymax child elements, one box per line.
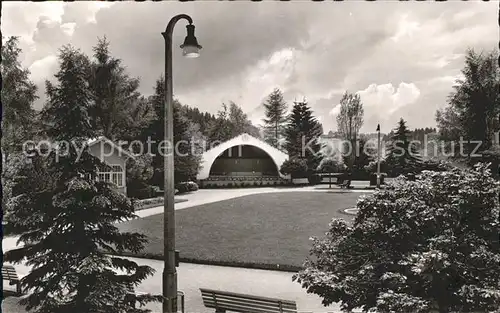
<box><xmin>86</xmin><ymin>136</ymin><xmax>135</xmax><ymax>194</ymax></box>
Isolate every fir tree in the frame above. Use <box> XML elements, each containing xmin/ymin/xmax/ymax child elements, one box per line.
<box><xmin>180</xmin><ymin>105</ymin><xmax>217</xmax><ymax>136</ymax></box>
<box><xmin>147</xmin><ymin>77</ymin><xmax>202</xmax><ymax>186</ymax></box>
<box><xmin>284</xmin><ymin>100</ymin><xmax>323</xmax><ymax>172</ymax></box>
<box><xmin>4</xmin><ymin>45</ymin><xmax>161</xmax><ymax>313</ymax></box>
<box><xmin>89</xmin><ymin>37</ymin><xmax>146</xmax><ymax>142</ymax></box>
<box><xmin>1</xmin><ymin>36</ymin><xmax>38</xmax><ymax>156</ymax></box>
<box><xmin>206</xmin><ymin>103</ymin><xmax>234</xmax><ymax>145</ymax></box>
<box><xmin>262</xmin><ymin>88</ymin><xmax>288</xmax><ymax>148</ymax></box>
<box><xmin>385</xmin><ymin>118</ymin><xmax>423</xmax><ymax>176</ymax></box>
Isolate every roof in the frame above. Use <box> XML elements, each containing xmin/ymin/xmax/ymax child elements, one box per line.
<box><xmin>203</xmin><ymin>133</ymin><xmax>288</xmax><ymax>156</ymax></box>
<box><xmin>197</xmin><ymin>133</ymin><xmax>289</xmax><ymax>180</ymax></box>
<box><xmin>87</xmin><ymin>136</ymin><xmax>135</xmax><ymax>159</ymax></box>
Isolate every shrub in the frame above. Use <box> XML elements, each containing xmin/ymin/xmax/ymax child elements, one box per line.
<box><xmin>317</xmin><ymin>158</ymin><xmax>346</xmax><ymax>174</ymax></box>
<box><xmin>126</xmin><ymin>154</ymin><xmax>154</xmax><ymax>198</ymax></box>
<box><xmin>307</xmin><ymin>173</ymin><xmax>322</xmax><ymax>185</ymax></box>
<box><xmin>259</xmin><ymin>181</ymin><xmax>263</xmax><ymax>186</ymax></box>
<box><xmin>417</xmin><ymin>159</ymin><xmax>451</xmax><ymax>172</ymax></box>
<box><xmin>280</xmin><ymin>158</ymin><xmax>308</xmax><ymax>178</ymax></box>
<box><xmin>175</xmin><ymin>181</ymin><xmax>199</xmax><ymax>193</ymax></box>
<box><xmin>273</xmin><ymin>181</ymin><xmax>278</xmax><ymax>186</ymax></box>
<box><xmin>186</xmin><ymin>181</ymin><xmax>199</xmax><ymax>191</ymax></box>
<box><xmin>227</xmin><ymin>182</ymin><xmax>233</xmax><ymax>188</ymax></box>
<box><xmin>294</xmin><ymin>163</ymin><xmax>500</xmax><ymax>313</ymax></box>
<box><xmin>175</xmin><ymin>182</ymin><xmax>189</xmax><ymax>194</ymax></box>
<box><xmin>254</xmin><ymin>181</ymin><xmax>259</xmax><ymax>187</ymax></box>
<box><xmin>128</xmin><ymin>184</ymin><xmax>157</xmax><ymax>200</ymax></box>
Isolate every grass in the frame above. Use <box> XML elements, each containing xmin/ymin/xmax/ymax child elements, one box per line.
<box><xmin>117</xmin><ymin>191</ymin><xmax>368</xmax><ymax>270</ymax></box>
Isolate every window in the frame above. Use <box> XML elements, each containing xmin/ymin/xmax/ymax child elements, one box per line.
<box><xmin>97</xmin><ymin>164</ymin><xmax>124</xmax><ymax>187</ymax></box>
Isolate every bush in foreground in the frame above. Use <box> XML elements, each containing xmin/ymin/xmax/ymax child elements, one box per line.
<box><xmin>294</xmin><ymin>163</ymin><xmax>500</xmax><ymax>313</ymax></box>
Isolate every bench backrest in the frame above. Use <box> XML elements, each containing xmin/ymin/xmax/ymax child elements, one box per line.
<box><xmin>2</xmin><ymin>265</ymin><xmax>19</xmax><ymax>281</ymax></box>
<box><xmin>200</xmin><ymin>288</ymin><xmax>297</xmax><ymax>313</ymax></box>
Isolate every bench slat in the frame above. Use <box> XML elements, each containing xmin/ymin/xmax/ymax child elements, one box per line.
<box><xmin>200</xmin><ymin>288</ymin><xmax>296</xmax><ymax>306</ymax></box>
<box><xmin>202</xmin><ymin>293</ymin><xmax>297</xmax><ymax>307</ymax></box>
<box><xmin>2</xmin><ymin>265</ymin><xmax>22</xmax><ymax>296</ymax></box>
<box><xmin>200</xmin><ymin>288</ymin><xmax>297</xmax><ymax>313</ymax></box>
<box><xmin>202</xmin><ymin>295</ymin><xmax>297</xmax><ymax>310</ymax></box>
<box><xmin>203</xmin><ymin>300</ymin><xmax>296</xmax><ymax>313</ymax></box>
<box><xmin>2</xmin><ymin>266</ymin><xmax>19</xmax><ymax>281</ymax></box>
<box><xmin>202</xmin><ymin>297</ymin><xmax>296</xmax><ymax>312</ymax></box>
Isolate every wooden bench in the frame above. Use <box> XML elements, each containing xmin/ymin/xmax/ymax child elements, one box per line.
<box><xmin>200</xmin><ymin>288</ymin><xmax>297</xmax><ymax>313</ymax></box>
<box><xmin>340</xmin><ymin>179</ymin><xmax>352</xmax><ymax>189</ymax></box>
<box><xmin>2</xmin><ymin>265</ymin><xmax>21</xmax><ymax>296</ymax></box>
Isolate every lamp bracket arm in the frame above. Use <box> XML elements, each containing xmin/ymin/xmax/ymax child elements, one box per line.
<box><xmin>162</xmin><ymin>14</ymin><xmax>193</xmax><ymax>39</ymax></box>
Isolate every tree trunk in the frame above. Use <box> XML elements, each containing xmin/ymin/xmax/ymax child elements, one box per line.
<box><xmin>275</xmin><ymin>120</ymin><xmax>279</xmax><ymax>147</ymax></box>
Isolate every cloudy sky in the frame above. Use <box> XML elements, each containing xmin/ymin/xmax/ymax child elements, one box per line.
<box><xmin>3</xmin><ymin>1</ymin><xmax>498</xmax><ymax>133</ymax></box>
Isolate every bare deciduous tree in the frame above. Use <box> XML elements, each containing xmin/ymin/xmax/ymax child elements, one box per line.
<box><xmin>335</xmin><ymin>92</ymin><xmax>364</xmax><ymax>170</ymax></box>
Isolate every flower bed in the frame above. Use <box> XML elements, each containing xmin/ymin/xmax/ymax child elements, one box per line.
<box><xmin>134</xmin><ymin>197</ymin><xmax>188</xmax><ymax>211</ymax></box>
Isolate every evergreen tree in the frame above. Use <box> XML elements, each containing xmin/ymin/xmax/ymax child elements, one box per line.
<box><xmin>5</xmin><ymin>45</ymin><xmax>161</xmax><ymax>313</ymax></box>
<box><xmin>284</xmin><ymin>100</ymin><xmax>323</xmax><ymax>172</ymax></box>
<box><xmin>1</xmin><ymin>36</ymin><xmax>38</xmax><ymax>156</ymax></box>
<box><xmin>206</xmin><ymin>103</ymin><xmax>234</xmax><ymax>146</ymax></box>
<box><xmin>89</xmin><ymin>37</ymin><xmax>147</xmax><ymax>142</ymax></box>
<box><xmin>385</xmin><ymin>118</ymin><xmax>423</xmax><ymax>176</ymax></box>
<box><xmin>147</xmin><ymin>77</ymin><xmax>202</xmax><ymax>186</ymax></box>
<box><xmin>180</xmin><ymin>105</ymin><xmax>217</xmax><ymax>136</ymax></box>
<box><xmin>115</xmin><ymin>95</ymin><xmax>155</xmax><ymax>143</ymax></box>
<box><xmin>262</xmin><ymin>88</ymin><xmax>288</xmax><ymax>148</ymax></box>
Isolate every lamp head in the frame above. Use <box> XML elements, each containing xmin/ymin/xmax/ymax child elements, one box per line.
<box><xmin>180</xmin><ymin>24</ymin><xmax>202</xmax><ymax>58</ymax></box>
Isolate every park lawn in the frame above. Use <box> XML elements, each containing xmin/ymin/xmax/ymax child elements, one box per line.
<box><xmin>117</xmin><ymin>191</ymin><xmax>368</xmax><ymax>270</ymax></box>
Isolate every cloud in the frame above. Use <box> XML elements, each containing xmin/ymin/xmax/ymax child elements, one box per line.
<box><xmin>61</xmin><ymin>23</ymin><xmax>77</xmax><ymax>37</ymax></box>
<box><xmin>328</xmin><ymin>82</ymin><xmax>421</xmax><ymax>133</ymax></box>
<box><xmin>2</xmin><ymin>1</ymin><xmax>497</xmax><ymax>135</ymax></box>
<box><xmin>29</xmin><ymin>55</ymin><xmax>59</xmax><ymax>82</ymax></box>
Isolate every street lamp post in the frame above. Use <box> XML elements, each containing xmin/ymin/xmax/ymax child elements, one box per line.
<box><xmin>376</xmin><ymin>124</ymin><xmax>381</xmax><ymax>188</ymax></box>
<box><xmin>162</xmin><ymin>14</ymin><xmax>201</xmax><ymax>313</ymax></box>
